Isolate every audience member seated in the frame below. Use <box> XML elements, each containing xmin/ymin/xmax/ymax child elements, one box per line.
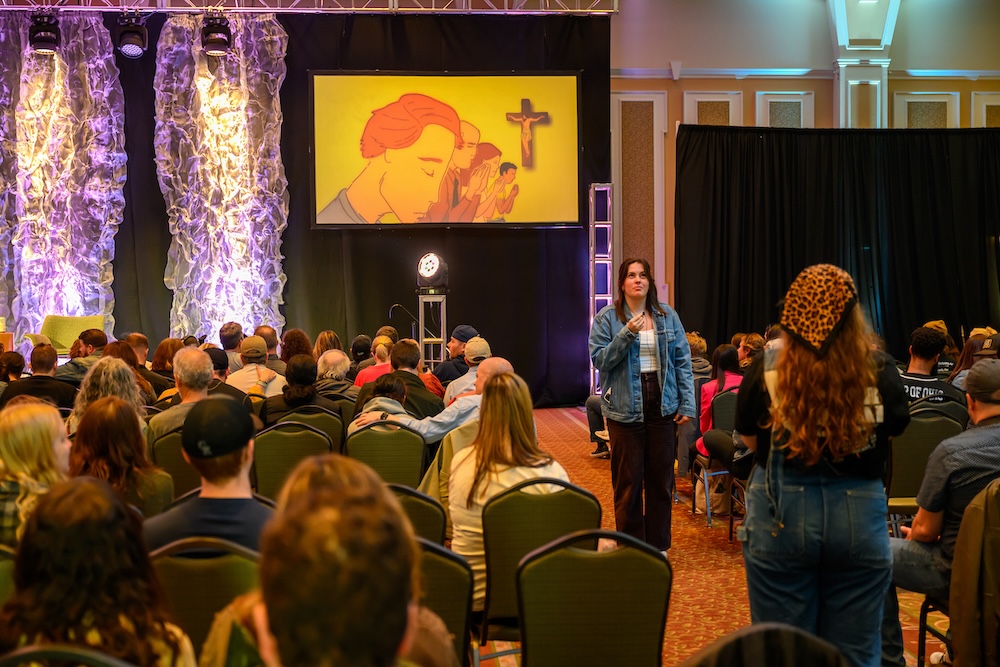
<box><xmin>144</xmin><ymin>396</ymin><xmax>273</xmax><ymax>552</ymax></box>
<box><xmin>353</xmin><ymin>357</ymin><xmax>513</xmax><ymax>444</ymax></box>
<box><xmin>924</xmin><ymin>320</ymin><xmax>959</xmax><ymax>378</ymax></box>
<box><xmin>431</xmin><ymin>324</ymin><xmax>479</xmax><ymax>385</ymax></box>
<box><xmin>279</xmin><ymin>328</ymin><xmax>313</xmax><ymax>366</ymax></box>
<box><xmin>146</xmin><ymin>347</ymin><xmax>214</xmax><ymax>445</ymax></box>
<box><xmin>150</xmin><ymin>337</ymin><xmax>185</xmax><ymax>381</ymax></box>
<box><xmin>763</xmin><ymin>323</ymin><xmax>784</xmax><ymax>351</ymax></box>
<box><xmin>0</xmin><ymin>402</ymin><xmax>70</xmax><ymax>548</ymax></box>
<box><xmin>881</xmin><ymin>359</ymin><xmax>1000</xmax><ymax>666</ymax></box>
<box><xmin>737</xmin><ymin>332</ymin><xmax>764</xmax><ymax>372</ymax></box>
<box><xmin>0</xmin><ymin>477</ymin><xmax>197</xmax><ymax>666</ymax></box>
<box><xmin>261</xmin><ymin>354</ymin><xmax>341</xmax><ymax>426</ymax></box>
<box><xmin>355</xmin><ymin>339</ymin><xmax>445</xmax><ymax>419</ymax></box>
<box><xmin>315</xmin><ymin>349</ymin><xmax>360</xmax><ymax>400</ymax></box>
<box><xmin>354</xmin><ymin>335</ymin><xmax>394</xmax><ymax>387</ymax></box>
<box><xmin>200</xmin><ymin>454</ymin><xmax>457</xmax><ymax>667</ymax></box>
<box><xmin>947</xmin><ymin>333</ymin><xmax>987</xmax><ymax>390</ymax></box>
<box><xmin>220</xmin><ymin>321</ymin><xmax>245</xmax><ymax>374</ymax></box>
<box><xmin>69</xmin><ymin>396</ymin><xmax>173</xmax><ymax>518</ymax></box>
<box><xmin>103</xmin><ymin>341</ymin><xmax>157</xmax><ymax>405</ymax></box>
<box><xmin>312</xmin><ymin>329</ymin><xmax>342</xmax><ymax>359</ymax></box>
<box><xmin>346</xmin><ymin>334</ymin><xmax>372</xmax><ymax>382</ymax></box>
<box><xmin>449</xmin><ymin>371</ymin><xmax>569</xmax><ymax>611</ymax></box>
<box><xmin>347</xmin><ymin>375</ymin><xmax>411</xmax><ymax>438</ymax></box>
<box><xmin>586</xmin><ymin>394</ymin><xmax>610</xmax><ymax>459</ymax></box>
<box><xmin>899</xmin><ymin>326</ymin><xmax>967</xmax><ymax>404</ymax></box>
<box><xmin>0</xmin><ymin>344</ymin><xmax>76</xmax><ymax>410</ymax></box>
<box><xmin>254</xmin><ymin>325</ymin><xmax>287</xmax><ymax>375</ymax></box>
<box><xmin>125</xmin><ymin>332</ymin><xmax>175</xmax><ymax>398</ymax></box>
<box><xmin>419</xmin><ymin>364</ymin><xmax>446</xmax><ymax>399</ymax></box>
<box><xmin>54</xmin><ymin>328</ymin><xmax>107</xmax><ymax>384</ymax></box>
<box><xmin>164</xmin><ymin>347</ymin><xmax>253</xmax><ymax>412</ymax></box>
<box><xmin>676</xmin><ymin>331</ymin><xmax>712</xmax><ymax>472</ymax></box>
<box><xmin>695</xmin><ymin>344</ymin><xmax>742</xmax><ymax>457</ymax></box>
<box><xmin>443</xmin><ymin>336</ymin><xmax>491</xmax><ymax>405</ymax></box>
<box><xmin>0</xmin><ymin>351</ymin><xmax>25</xmax><ymax>398</ymax></box>
<box><xmin>227</xmin><ymin>335</ymin><xmax>287</xmax><ymax>397</ymax></box>
<box><xmin>67</xmin><ymin>357</ymin><xmax>147</xmax><ymax>435</ymax></box>
<box><xmin>356</xmin><ymin>326</ymin><xmax>399</xmax><ymax>375</ymax></box>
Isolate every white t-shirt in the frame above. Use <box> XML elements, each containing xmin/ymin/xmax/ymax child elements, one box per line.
<box><xmin>448</xmin><ymin>446</ymin><xmax>569</xmax><ymax>610</ymax></box>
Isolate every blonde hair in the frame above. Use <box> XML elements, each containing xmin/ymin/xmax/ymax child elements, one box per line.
<box><xmin>371</xmin><ymin>335</ymin><xmax>394</xmax><ymax>363</ymax></box>
<box><xmin>466</xmin><ymin>372</ymin><xmax>552</xmax><ymax>507</ymax></box>
<box><xmin>0</xmin><ymin>403</ymin><xmax>67</xmax><ymax>540</ymax></box>
<box><xmin>70</xmin><ymin>357</ymin><xmax>145</xmax><ymax>425</ymax></box>
<box><xmin>770</xmin><ymin>305</ymin><xmax>878</xmax><ymax>465</ymax></box>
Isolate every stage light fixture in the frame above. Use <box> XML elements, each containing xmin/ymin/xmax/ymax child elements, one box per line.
<box><xmin>29</xmin><ymin>14</ymin><xmax>60</xmax><ymax>55</ymax></box>
<box><xmin>117</xmin><ymin>15</ymin><xmax>147</xmax><ymax>60</ymax></box>
<box><xmin>201</xmin><ymin>16</ymin><xmax>231</xmax><ymax>57</ymax></box>
<box><xmin>417</xmin><ymin>252</ymin><xmax>448</xmax><ymax>291</ymax></box>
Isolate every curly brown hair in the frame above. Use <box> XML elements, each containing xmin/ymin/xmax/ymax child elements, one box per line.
<box><xmin>0</xmin><ymin>477</ymin><xmax>183</xmax><ymax>665</ymax></box>
<box><xmin>770</xmin><ymin>305</ymin><xmax>878</xmax><ymax>465</ymax></box>
<box><xmin>280</xmin><ymin>328</ymin><xmax>313</xmax><ymax>364</ymax></box>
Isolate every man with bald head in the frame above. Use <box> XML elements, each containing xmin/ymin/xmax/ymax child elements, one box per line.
<box><xmin>353</xmin><ymin>356</ymin><xmax>513</xmax><ymax>443</ymax></box>
<box><xmin>254</xmin><ymin>325</ymin><xmax>286</xmax><ymax>375</ymax></box>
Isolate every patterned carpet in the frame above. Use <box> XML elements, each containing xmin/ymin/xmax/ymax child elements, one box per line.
<box><xmin>474</xmin><ymin>407</ymin><xmax>946</xmax><ymax>666</ymax></box>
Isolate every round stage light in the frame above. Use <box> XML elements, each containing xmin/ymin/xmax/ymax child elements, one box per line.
<box><xmin>117</xmin><ymin>16</ymin><xmax>147</xmax><ymax>60</ymax></box>
<box><xmin>29</xmin><ymin>14</ymin><xmax>60</xmax><ymax>55</ymax></box>
<box><xmin>417</xmin><ymin>252</ymin><xmax>448</xmax><ymax>290</ymax></box>
<box><xmin>202</xmin><ymin>16</ymin><xmax>231</xmax><ymax>57</ymax></box>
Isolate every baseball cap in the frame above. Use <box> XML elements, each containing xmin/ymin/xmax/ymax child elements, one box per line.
<box><xmin>240</xmin><ymin>335</ymin><xmax>267</xmax><ymax>362</ymax></box>
<box><xmin>451</xmin><ymin>325</ymin><xmax>479</xmax><ymax>344</ymax></box>
<box><xmin>975</xmin><ymin>333</ymin><xmax>1000</xmax><ymax>357</ymax></box>
<box><xmin>965</xmin><ymin>358</ymin><xmax>1000</xmax><ymax>403</ymax></box>
<box><xmin>182</xmin><ymin>396</ymin><xmax>254</xmax><ymax>459</ymax></box>
<box><xmin>464</xmin><ymin>336</ymin><xmax>492</xmax><ymax>363</ymax></box>
<box><xmin>205</xmin><ymin>347</ymin><xmax>229</xmax><ymax>372</ymax></box>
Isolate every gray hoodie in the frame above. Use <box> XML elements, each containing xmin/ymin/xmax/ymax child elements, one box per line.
<box><xmin>347</xmin><ymin>396</ymin><xmax>410</xmax><ymax>437</ymax></box>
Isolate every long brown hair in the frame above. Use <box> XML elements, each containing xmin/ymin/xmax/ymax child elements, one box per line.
<box><xmin>0</xmin><ymin>478</ymin><xmax>182</xmax><ymax>665</ymax></box>
<box><xmin>613</xmin><ymin>258</ymin><xmax>667</xmax><ymax>324</ymax></box>
<box><xmin>69</xmin><ymin>396</ymin><xmax>159</xmax><ymax>499</ymax></box>
<box><xmin>466</xmin><ymin>372</ymin><xmax>552</xmax><ymax>507</ymax></box>
<box><xmin>770</xmin><ymin>305</ymin><xmax>878</xmax><ymax>465</ymax></box>
<box><xmin>102</xmin><ymin>341</ymin><xmax>154</xmax><ymax>402</ymax></box>
<box><xmin>948</xmin><ymin>335</ymin><xmax>986</xmax><ymax>383</ymax></box>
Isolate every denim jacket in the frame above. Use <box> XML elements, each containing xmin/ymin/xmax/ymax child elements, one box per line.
<box><xmin>588</xmin><ymin>303</ymin><xmax>696</xmax><ymax>424</ymax></box>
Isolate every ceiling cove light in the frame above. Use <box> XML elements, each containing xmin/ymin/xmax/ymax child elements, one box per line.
<box><xmin>202</xmin><ymin>15</ymin><xmax>231</xmax><ymax>57</ymax></box>
<box><xmin>117</xmin><ymin>14</ymin><xmax>148</xmax><ymax>59</ymax></box>
<box><xmin>29</xmin><ymin>13</ymin><xmax>60</xmax><ymax>55</ymax></box>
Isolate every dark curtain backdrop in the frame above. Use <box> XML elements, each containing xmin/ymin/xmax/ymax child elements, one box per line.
<box><xmin>111</xmin><ymin>14</ymin><xmax>610</xmax><ymax>407</ymax></box>
<box><xmin>675</xmin><ymin>125</ymin><xmax>1000</xmax><ymax>362</ymax></box>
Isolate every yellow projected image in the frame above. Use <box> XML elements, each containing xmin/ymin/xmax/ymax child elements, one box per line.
<box><xmin>313</xmin><ymin>74</ymin><xmax>579</xmax><ymax>225</ymax></box>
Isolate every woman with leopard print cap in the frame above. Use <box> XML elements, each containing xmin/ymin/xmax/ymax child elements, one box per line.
<box><xmin>734</xmin><ymin>264</ymin><xmax>909</xmax><ymax>667</ymax></box>
<box><xmin>588</xmin><ymin>258</ymin><xmax>696</xmax><ymax>552</ymax></box>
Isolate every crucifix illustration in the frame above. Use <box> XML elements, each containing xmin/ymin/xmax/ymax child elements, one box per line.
<box><xmin>506</xmin><ymin>98</ymin><xmax>549</xmax><ymax>168</ymax></box>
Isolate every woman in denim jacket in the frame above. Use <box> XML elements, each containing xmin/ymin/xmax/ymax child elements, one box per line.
<box><xmin>588</xmin><ymin>258</ymin><xmax>696</xmax><ymax>551</ymax></box>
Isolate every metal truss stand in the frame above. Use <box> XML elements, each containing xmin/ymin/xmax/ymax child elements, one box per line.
<box><xmin>418</xmin><ymin>290</ymin><xmax>447</xmax><ymax>371</ymax></box>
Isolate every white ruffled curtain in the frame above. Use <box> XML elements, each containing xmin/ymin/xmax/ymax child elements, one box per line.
<box><xmin>154</xmin><ymin>14</ymin><xmax>288</xmax><ymax>340</ymax></box>
<box><xmin>0</xmin><ymin>12</ymin><xmax>126</xmax><ymax>347</ymax></box>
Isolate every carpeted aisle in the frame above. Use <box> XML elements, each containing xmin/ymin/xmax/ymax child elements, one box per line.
<box><xmin>492</xmin><ymin>407</ymin><xmax>938</xmax><ymax>666</ymax></box>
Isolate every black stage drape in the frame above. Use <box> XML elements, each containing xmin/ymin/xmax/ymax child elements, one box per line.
<box><xmin>110</xmin><ymin>14</ymin><xmax>610</xmax><ymax>407</ymax></box>
<box><xmin>674</xmin><ymin>125</ymin><xmax>1000</xmax><ymax>361</ymax></box>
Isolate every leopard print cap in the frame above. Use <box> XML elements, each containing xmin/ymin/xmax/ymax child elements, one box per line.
<box><xmin>780</xmin><ymin>264</ymin><xmax>859</xmax><ymax>357</ymax></box>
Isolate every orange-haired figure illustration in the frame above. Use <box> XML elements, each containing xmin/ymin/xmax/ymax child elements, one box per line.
<box><xmin>420</xmin><ymin>121</ymin><xmax>491</xmax><ymax>223</ymax></box>
<box><xmin>481</xmin><ymin>162</ymin><xmax>519</xmax><ymax>222</ymax></box>
<box><xmin>316</xmin><ymin>93</ymin><xmax>461</xmax><ymax>224</ymax></box>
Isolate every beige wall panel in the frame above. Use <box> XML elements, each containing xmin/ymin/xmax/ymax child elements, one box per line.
<box><xmin>621</xmin><ymin>101</ymin><xmax>656</xmax><ymax>279</ymax></box>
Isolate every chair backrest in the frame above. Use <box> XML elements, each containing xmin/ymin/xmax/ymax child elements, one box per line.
<box><xmin>0</xmin><ymin>545</ymin><xmax>14</xmax><ymax>609</ymax></box>
<box><xmin>150</xmin><ymin>537</ymin><xmax>259</xmax><ymax>658</ymax></box>
<box><xmin>38</xmin><ymin>315</ymin><xmax>105</xmax><ymax>354</ymax></box>
<box><xmin>277</xmin><ymin>405</ymin><xmax>344</xmax><ymax>453</ymax></box>
<box><xmin>517</xmin><ymin>529</ymin><xmax>672</xmax><ymax>667</ymax></box>
<box><xmin>345</xmin><ymin>423</ymin><xmax>425</xmax><ymax>487</ymax></box>
<box><xmin>482</xmin><ymin>478</ymin><xmax>602</xmax><ymax>629</ymax></box>
<box><xmin>254</xmin><ymin>421</ymin><xmax>333</xmax><ymax>500</ymax></box>
<box><xmin>151</xmin><ymin>427</ymin><xmax>200</xmax><ymax>499</ymax></box>
<box><xmin>418</xmin><ymin>538</ymin><xmax>473</xmax><ymax>667</ymax></box>
<box><xmin>388</xmin><ymin>483</ymin><xmax>447</xmax><ymax>544</ymax></box>
<box><xmin>910</xmin><ymin>395</ymin><xmax>969</xmax><ymax>428</ymax></box>
<box><xmin>887</xmin><ymin>414</ymin><xmax>964</xmax><ymax>499</ymax></box>
<box><xmin>335</xmin><ymin>398</ymin><xmax>356</xmax><ymax>425</ymax></box>
<box><xmin>675</xmin><ymin>622</ymin><xmax>850</xmax><ymax>667</ymax></box>
<box><xmin>0</xmin><ymin>644</ymin><xmax>140</xmax><ymax>667</ymax></box>
<box><xmin>710</xmin><ymin>387</ymin><xmax>738</xmax><ymax>434</ymax></box>
<box><xmin>692</xmin><ymin>375</ymin><xmax>710</xmax><ymax>435</ymax></box>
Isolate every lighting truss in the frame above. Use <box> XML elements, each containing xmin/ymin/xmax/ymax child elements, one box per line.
<box><xmin>0</xmin><ymin>0</ymin><xmax>617</xmax><ymax>14</ymax></box>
